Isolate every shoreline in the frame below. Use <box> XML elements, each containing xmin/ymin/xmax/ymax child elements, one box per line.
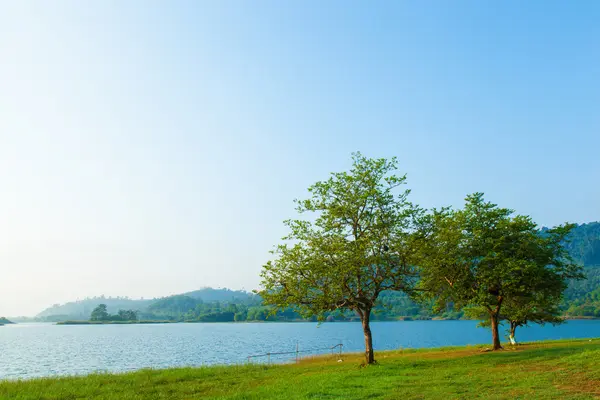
<box><xmin>56</xmin><ymin>320</ymin><xmax>178</xmax><ymax>325</ymax></box>
<box><xmin>53</xmin><ymin>316</ymin><xmax>600</xmax><ymax>325</ymax></box>
<box><xmin>1</xmin><ymin>338</ymin><xmax>598</xmax><ymax>399</ymax></box>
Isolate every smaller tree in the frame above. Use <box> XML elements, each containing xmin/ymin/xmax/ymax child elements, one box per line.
<box><xmin>464</xmin><ymin>262</ymin><xmax>572</xmax><ymax>344</ymax></box>
<box><xmin>465</xmin><ymin>295</ymin><xmax>564</xmax><ymax>345</ymax></box>
<box><xmin>90</xmin><ymin>304</ymin><xmax>109</xmax><ymax>321</ymax></box>
<box><xmin>416</xmin><ymin>194</ymin><xmax>583</xmax><ymax>350</ymax></box>
<box><xmin>503</xmin><ymin>294</ymin><xmax>564</xmax><ymax>345</ymax></box>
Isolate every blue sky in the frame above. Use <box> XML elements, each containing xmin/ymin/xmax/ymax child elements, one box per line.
<box><xmin>1</xmin><ymin>1</ymin><xmax>599</xmax><ymax>315</ymax></box>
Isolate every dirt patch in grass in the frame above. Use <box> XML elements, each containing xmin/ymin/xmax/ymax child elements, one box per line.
<box><xmin>556</xmin><ymin>373</ymin><xmax>600</xmax><ymax>398</ymax></box>
<box><xmin>402</xmin><ymin>349</ymin><xmax>484</xmax><ymax>360</ymax></box>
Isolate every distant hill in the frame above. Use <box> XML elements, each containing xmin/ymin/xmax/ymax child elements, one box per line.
<box><xmin>36</xmin><ymin>297</ymin><xmax>154</xmax><ymax>320</ymax></box>
<box><xmin>147</xmin><ymin>295</ymin><xmax>199</xmax><ymax>316</ymax></box>
<box><xmin>183</xmin><ymin>287</ymin><xmax>255</xmax><ymax>303</ymax></box>
<box><xmin>565</xmin><ymin>222</ymin><xmax>600</xmax><ymax>267</ymax></box>
<box><xmin>0</xmin><ymin>317</ymin><xmax>15</xmax><ymax>325</ymax></box>
<box><xmin>31</xmin><ymin>223</ymin><xmax>600</xmax><ymax>321</ymax></box>
<box><xmin>35</xmin><ymin>288</ymin><xmax>256</xmax><ymax>321</ymax></box>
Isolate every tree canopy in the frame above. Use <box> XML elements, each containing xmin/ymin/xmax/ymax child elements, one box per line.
<box><xmin>417</xmin><ymin>193</ymin><xmax>584</xmax><ymax>349</ymax></box>
<box><xmin>260</xmin><ymin>153</ymin><xmax>423</xmax><ymax>364</ymax></box>
<box><xmin>90</xmin><ymin>304</ymin><xmax>109</xmax><ymax>321</ymax></box>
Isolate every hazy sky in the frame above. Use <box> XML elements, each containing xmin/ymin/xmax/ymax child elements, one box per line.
<box><xmin>1</xmin><ymin>1</ymin><xmax>599</xmax><ymax>316</ymax></box>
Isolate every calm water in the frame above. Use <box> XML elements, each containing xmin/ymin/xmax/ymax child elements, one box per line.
<box><xmin>1</xmin><ymin>320</ymin><xmax>600</xmax><ymax>380</ymax></box>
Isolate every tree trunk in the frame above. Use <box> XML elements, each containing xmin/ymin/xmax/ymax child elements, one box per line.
<box><xmin>490</xmin><ymin>312</ymin><xmax>502</xmax><ymax>350</ymax></box>
<box><xmin>509</xmin><ymin>321</ymin><xmax>517</xmax><ymax>345</ymax></box>
<box><xmin>360</xmin><ymin>310</ymin><xmax>375</xmax><ymax>364</ymax></box>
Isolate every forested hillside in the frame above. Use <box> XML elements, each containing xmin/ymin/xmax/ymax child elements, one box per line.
<box><xmin>564</xmin><ymin>222</ymin><xmax>600</xmax><ymax>266</ymax></box>
<box><xmin>31</xmin><ymin>223</ymin><xmax>600</xmax><ymax>321</ymax></box>
<box><xmin>561</xmin><ymin>222</ymin><xmax>600</xmax><ymax>317</ymax></box>
<box><xmin>182</xmin><ymin>288</ymin><xmax>254</xmax><ymax>303</ymax></box>
<box><xmin>36</xmin><ymin>297</ymin><xmax>154</xmax><ymax>321</ymax></box>
<box><xmin>35</xmin><ymin>288</ymin><xmax>254</xmax><ymax>321</ymax></box>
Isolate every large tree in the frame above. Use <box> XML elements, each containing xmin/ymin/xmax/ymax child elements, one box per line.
<box><xmin>90</xmin><ymin>304</ymin><xmax>109</xmax><ymax>321</ymax></box>
<box><xmin>417</xmin><ymin>194</ymin><xmax>582</xmax><ymax>350</ymax></box>
<box><xmin>259</xmin><ymin>153</ymin><xmax>422</xmax><ymax>364</ymax></box>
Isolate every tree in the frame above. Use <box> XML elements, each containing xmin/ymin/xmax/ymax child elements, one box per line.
<box><xmin>503</xmin><ymin>293</ymin><xmax>564</xmax><ymax>344</ymax></box>
<box><xmin>117</xmin><ymin>309</ymin><xmax>139</xmax><ymax>321</ymax></box>
<box><xmin>90</xmin><ymin>304</ymin><xmax>109</xmax><ymax>321</ymax></box>
<box><xmin>479</xmin><ymin>248</ymin><xmax>582</xmax><ymax>345</ymax></box>
<box><xmin>417</xmin><ymin>194</ymin><xmax>583</xmax><ymax>350</ymax></box>
<box><xmin>234</xmin><ymin>311</ymin><xmax>247</xmax><ymax>321</ymax></box>
<box><xmin>259</xmin><ymin>153</ymin><xmax>422</xmax><ymax>364</ymax></box>
<box><xmin>465</xmin><ymin>292</ymin><xmax>564</xmax><ymax>345</ymax></box>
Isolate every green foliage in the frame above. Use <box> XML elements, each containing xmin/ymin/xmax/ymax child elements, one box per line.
<box><xmin>564</xmin><ymin>286</ymin><xmax>600</xmax><ymax>317</ymax></box>
<box><xmin>37</xmin><ymin>296</ymin><xmax>153</xmax><ymax>320</ymax></box>
<box><xmin>116</xmin><ymin>309</ymin><xmax>139</xmax><ymax>321</ymax></box>
<box><xmin>35</xmin><ymin>288</ymin><xmax>257</xmax><ymax>322</ymax></box>
<box><xmin>260</xmin><ymin>153</ymin><xmax>423</xmax><ymax>363</ymax></box>
<box><xmin>89</xmin><ymin>304</ymin><xmax>138</xmax><ymax>322</ymax></box>
<box><xmin>563</xmin><ymin>267</ymin><xmax>600</xmax><ymax>317</ymax></box>
<box><xmin>183</xmin><ymin>288</ymin><xmax>254</xmax><ymax>303</ymax></box>
<box><xmin>417</xmin><ymin>193</ymin><xmax>584</xmax><ymax>349</ymax></box>
<box><xmin>90</xmin><ymin>304</ymin><xmax>109</xmax><ymax>321</ymax></box>
<box><xmin>371</xmin><ymin>291</ymin><xmax>434</xmax><ymax>320</ymax></box>
<box><xmin>501</xmin><ymin>291</ymin><xmax>566</xmax><ymax>341</ymax></box>
<box><xmin>136</xmin><ymin>294</ymin><xmax>301</xmax><ymax>323</ymax></box>
<box><xmin>147</xmin><ymin>295</ymin><xmax>199</xmax><ymax>316</ymax></box>
<box><xmin>562</xmin><ymin>222</ymin><xmax>600</xmax><ymax>266</ymax></box>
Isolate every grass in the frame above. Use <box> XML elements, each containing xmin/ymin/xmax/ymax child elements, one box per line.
<box><xmin>1</xmin><ymin>339</ymin><xmax>599</xmax><ymax>399</ymax></box>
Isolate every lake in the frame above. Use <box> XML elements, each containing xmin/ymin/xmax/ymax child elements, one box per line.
<box><xmin>1</xmin><ymin>320</ymin><xmax>600</xmax><ymax>380</ymax></box>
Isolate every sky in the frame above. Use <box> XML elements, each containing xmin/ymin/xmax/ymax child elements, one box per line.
<box><xmin>1</xmin><ymin>1</ymin><xmax>599</xmax><ymax>316</ymax></box>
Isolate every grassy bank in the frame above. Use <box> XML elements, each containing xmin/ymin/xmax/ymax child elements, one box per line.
<box><xmin>1</xmin><ymin>339</ymin><xmax>599</xmax><ymax>399</ymax></box>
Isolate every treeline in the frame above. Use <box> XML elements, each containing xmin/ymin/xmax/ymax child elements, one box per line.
<box><xmin>563</xmin><ymin>267</ymin><xmax>600</xmax><ymax>317</ymax></box>
<box><xmin>90</xmin><ymin>304</ymin><xmax>139</xmax><ymax>322</ymax></box>
<box><xmin>559</xmin><ymin>222</ymin><xmax>600</xmax><ymax>316</ymax></box>
<box><xmin>80</xmin><ymin>293</ymin><xmax>436</xmax><ymax>323</ymax></box>
<box><xmin>57</xmin><ymin>268</ymin><xmax>600</xmax><ymax>324</ymax></box>
<box><xmin>30</xmin><ymin>224</ymin><xmax>600</xmax><ymax>323</ymax></box>
<box><xmin>108</xmin><ymin>292</ymin><xmax>459</xmax><ymax>323</ymax></box>
<box><xmin>34</xmin><ymin>288</ymin><xmax>253</xmax><ymax>321</ymax></box>
<box><xmin>563</xmin><ymin>222</ymin><xmax>600</xmax><ymax>266</ymax></box>
<box><xmin>36</xmin><ymin>296</ymin><xmax>153</xmax><ymax>320</ymax></box>
<box><xmin>138</xmin><ymin>295</ymin><xmax>298</xmax><ymax>322</ymax></box>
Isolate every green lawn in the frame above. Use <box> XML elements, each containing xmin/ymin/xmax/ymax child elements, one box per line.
<box><xmin>1</xmin><ymin>339</ymin><xmax>599</xmax><ymax>399</ymax></box>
